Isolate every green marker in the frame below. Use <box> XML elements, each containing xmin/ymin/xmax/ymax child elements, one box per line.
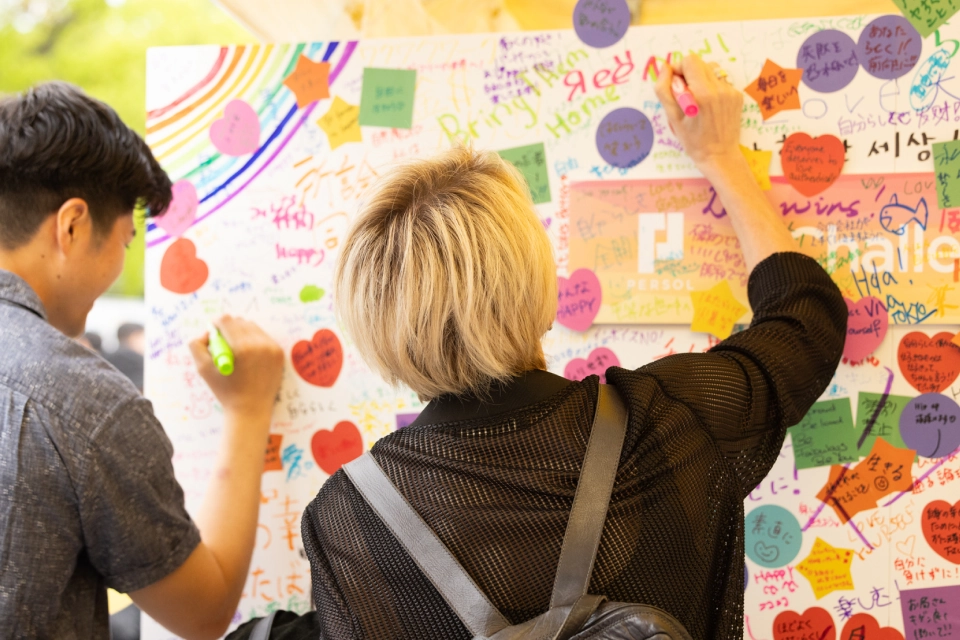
<box><xmin>207</xmin><ymin>323</ymin><xmax>234</xmax><ymax>376</ymax></box>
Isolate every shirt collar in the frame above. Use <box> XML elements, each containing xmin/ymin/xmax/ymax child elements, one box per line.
<box><xmin>406</xmin><ymin>369</ymin><xmax>576</xmax><ymax>429</ymax></box>
<box><xmin>0</xmin><ymin>270</ymin><xmax>48</xmax><ymax>321</ymax></box>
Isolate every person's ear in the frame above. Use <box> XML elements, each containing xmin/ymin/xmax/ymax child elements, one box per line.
<box><xmin>54</xmin><ymin>198</ymin><xmax>92</xmax><ymax>256</ymax></box>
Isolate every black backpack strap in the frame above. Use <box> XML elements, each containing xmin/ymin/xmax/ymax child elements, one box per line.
<box><xmin>550</xmin><ymin>384</ymin><xmax>628</xmax><ymax>608</ymax></box>
<box><xmin>343</xmin><ymin>453</ymin><xmax>511</xmax><ymax>638</ymax></box>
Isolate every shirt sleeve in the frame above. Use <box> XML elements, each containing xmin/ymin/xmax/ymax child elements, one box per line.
<box><xmin>636</xmin><ymin>252</ymin><xmax>847</xmax><ymax>498</ymax></box>
<box><xmin>76</xmin><ymin>397</ymin><xmax>201</xmax><ymax>593</ymax></box>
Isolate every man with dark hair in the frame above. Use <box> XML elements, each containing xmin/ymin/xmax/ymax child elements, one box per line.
<box><xmin>108</xmin><ymin>322</ymin><xmax>146</xmax><ymax>391</ymax></box>
<box><xmin>0</xmin><ymin>82</ymin><xmax>286</xmax><ymax>639</ymax></box>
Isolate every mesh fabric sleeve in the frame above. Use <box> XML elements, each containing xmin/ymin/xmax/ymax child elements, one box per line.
<box><xmin>635</xmin><ymin>251</ymin><xmax>846</xmax><ymax>498</ymax></box>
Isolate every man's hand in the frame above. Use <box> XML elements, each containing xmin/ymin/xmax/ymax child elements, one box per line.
<box><xmin>189</xmin><ymin>315</ymin><xmax>285</xmax><ymax>421</ymax></box>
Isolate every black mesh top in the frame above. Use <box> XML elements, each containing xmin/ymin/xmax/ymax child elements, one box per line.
<box><xmin>301</xmin><ymin>252</ymin><xmax>847</xmax><ymax>640</ymax></box>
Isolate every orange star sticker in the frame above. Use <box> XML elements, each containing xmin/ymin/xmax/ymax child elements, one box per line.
<box><xmin>744</xmin><ymin>59</ymin><xmax>803</xmax><ymax>121</ymax></box>
<box><xmin>283</xmin><ymin>55</ymin><xmax>330</xmax><ymax>109</ymax></box>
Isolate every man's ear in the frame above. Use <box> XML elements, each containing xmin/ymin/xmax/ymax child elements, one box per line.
<box><xmin>54</xmin><ymin>198</ymin><xmax>92</xmax><ymax>255</ymax></box>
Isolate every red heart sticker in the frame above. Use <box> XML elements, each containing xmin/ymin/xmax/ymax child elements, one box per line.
<box><xmin>840</xmin><ymin>613</ymin><xmax>903</xmax><ymax>640</ymax></box>
<box><xmin>921</xmin><ymin>499</ymin><xmax>960</xmax><ymax>564</ymax></box>
<box><xmin>897</xmin><ymin>331</ymin><xmax>960</xmax><ymax>394</ymax></box>
<box><xmin>773</xmin><ymin>608</ymin><xmax>835</xmax><ymax>640</ymax></box>
<box><xmin>311</xmin><ymin>421</ymin><xmax>363</xmax><ymax>475</ymax></box>
<box><xmin>843</xmin><ymin>297</ymin><xmax>888</xmax><ymax>363</ymax></box>
<box><xmin>159</xmin><ymin>238</ymin><xmax>208</xmax><ymax>294</ymax></box>
<box><xmin>781</xmin><ymin>133</ymin><xmax>845</xmax><ymax>197</ymax></box>
<box><xmin>291</xmin><ymin>329</ymin><xmax>343</xmax><ymax>387</ymax></box>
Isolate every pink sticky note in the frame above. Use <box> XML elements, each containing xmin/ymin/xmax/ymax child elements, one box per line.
<box><xmin>843</xmin><ymin>296</ymin><xmax>888</xmax><ymax>362</ymax></box>
<box><xmin>557</xmin><ymin>268</ymin><xmax>602</xmax><ymax>331</ymax></box>
<box><xmin>563</xmin><ymin>347</ymin><xmax>620</xmax><ymax>383</ymax></box>
<box><xmin>210</xmin><ymin>99</ymin><xmax>260</xmax><ymax>156</ymax></box>
<box><xmin>155</xmin><ymin>180</ymin><xmax>198</xmax><ymax>237</ymax></box>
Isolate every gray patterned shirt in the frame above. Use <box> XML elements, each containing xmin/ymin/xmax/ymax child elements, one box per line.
<box><xmin>0</xmin><ymin>270</ymin><xmax>200</xmax><ymax>639</ymax></box>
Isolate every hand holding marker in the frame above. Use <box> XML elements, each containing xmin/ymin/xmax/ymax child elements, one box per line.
<box><xmin>208</xmin><ymin>323</ymin><xmax>235</xmax><ymax>376</ymax></box>
<box><xmin>671</xmin><ymin>74</ymin><xmax>700</xmax><ymax>117</ymax></box>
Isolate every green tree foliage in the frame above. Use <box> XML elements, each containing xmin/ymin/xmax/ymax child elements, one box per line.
<box><xmin>0</xmin><ymin>0</ymin><xmax>252</xmax><ymax>296</ymax></box>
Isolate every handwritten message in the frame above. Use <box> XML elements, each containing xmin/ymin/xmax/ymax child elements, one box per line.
<box><xmin>899</xmin><ymin>393</ymin><xmax>960</xmax><ymax>458</ymax></box>
<box><xmin>283</xmin><ymin>54</ymin><xmax>331</xmax><ymax>108</ymax></box>
<box><xmin>844</xmin><ymin>297</ymin><xmax>888</xmax><ymax>363</ymax></box>
<box><xmin>796</xmin><ymin>537</ymin><xmax>855</xmax><ymax>599</ymax></box>
<box><xmin>210</xmin><ymin>99</ymin><xmax>260</xmax><ymax>156</ymax></box>
<box><xmin>897</xmin><ymin>332</ymin><xmax>960</xmax><ymax>394</ymax></box>
<box><xmin>797</xmin><ymin>29</ymin><xmax>859</xmax><ymax>93</ymax></box>
<box><xmin>359</xmin><ymin>67</ymin><xmax>417</xmax><ymax>129</ymax></box>
<box><xmin>856</xmin><ymin>392</ymin><xmax>912</xmax><ymax>453</ymax></box>
<box><xmin>781</xmin><ymin>133</ymin><xmax>845</xmax><ymax>198</ymax></box>
<box><xmin>557</xmin><ymin>268</ymin><xmax>602</xmax><ymax>331</ymax></box>
<box><xmin>572</xmin><ymin>0</ymin><xmax>630</xmax><ymax>48</ymax></box>
<box><xmin>291</xmin><ymin>329</ymin><xmax>343</xmax><ymax>387</ymax></box>
<box><xmin>792</xmin><ymin>398</ymin><xmax>858</xmax><ymax>470</ymax></box>
<box><xmin>900</xmin><ymin>585</ymin><xmax>960</xmax><ymax>639</ymax></box>
<box><xmin>564</xmin><ymin>347</ymin><xmax>620</xmax><ymax>384</ymax></box>
<box><xmin>689</xmin><ymin>280</ymin><xmax>747</xmax><ymax>339</ymax></box>
<box><xmin>740</xmin><ymin>145</ymin><xmax>773</xmax><ymax>191</ymax></box>
<box><xmin>857</xmin><ymin>14</ymin><xmax>922</xmax><ymax>78</ymax></box>
<box><xmin>498</xmin><ymin>142</ymin><xmax>551</xmax><ymax>204</ymax></box>
<box><xmin>744</xmin><ymin>59</ymin><xmax>803</xmax><ymax>120</ymax></box>
<box><xmin>934</xmin><ymin>139</ymin><xmax>960</xmax><ymax>209</ymax></box>
<box><xmin>891</xmin><ymin>0</ymin><xmax>960</xmax><ymax>38</ymax></box>
<box><xmin>745</xmin><ymin>505</ymin><xmax>803</xmax><ymax>568</ymax></box>
<box><xmin>773</xmin><ymin>607</ymin><xmax>836</xmax><ymax>640</ymax></box>
<box><xmin>816</xmin><ymin>438</ymin><xmax>915</xmax><ymax>523</ymax></box>
<box><xmin>317</xmin><ymin>96</ymin><xmax>362</xmax><ymax>150</ymax></box>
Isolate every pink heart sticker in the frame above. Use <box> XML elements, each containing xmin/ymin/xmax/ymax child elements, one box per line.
<box><xmin>563</xmin><ymin>347</ymin><xmax>620</xmax><ymax>384</ymax></box>
<box><xmin>557</xmin><ymin>268</ymin><xmax>602</xmax><ymax>332</ymax></box>
<box><xmin>155</xmin><ymin>180</ymin><xmax>198</xmax><ymax>237</ymax></box>
<box><xmin>209</xmin><ymin>99</ymin><xmax>260</xmax><ymax>156</ymax></box>
<box><xmin>843</xmin><ymin>297</ymin><xmax>888</xmax><ymax>362</ymax></box>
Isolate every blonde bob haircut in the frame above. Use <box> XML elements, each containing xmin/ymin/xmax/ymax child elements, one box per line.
<box><xmin>335</xmin><ymin>146</ymin><xmax>557</xmax><ymax>400</ymax></box>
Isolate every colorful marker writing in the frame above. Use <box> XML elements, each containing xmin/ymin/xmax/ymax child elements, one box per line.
<box><xmin>671</xmin><ymin>75</ymin><xmax>699</xmax><ymax>117</ymax></box>
<box><xmin>207</xmin><ymin>323</ymin><xmax>235</xmax><ymax>376</ymax></box>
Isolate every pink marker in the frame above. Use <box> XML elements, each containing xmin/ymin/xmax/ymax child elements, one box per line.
<box><xmin>671</xmin><ymin>75</ymin><xmax>699</xmax><ymax>117</ymax></box>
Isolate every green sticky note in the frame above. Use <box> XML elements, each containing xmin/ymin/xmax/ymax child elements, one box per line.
<box><xmin>892</xmin><ymin>0</ymin><xmax>960</xmax><ymax>37</ymax></box>
<box><xmin>359</xmin><ymin>68</ymin><xmax>417</xmax><ymax>129</ymax></box>
<box><xmin>933</xmin><ymin>139</ymin><xmax>960</xmax><ymax>209</ymax></box>
<box><xmin>855</xmin><ymin>392</ymin><xmax>914</xmax><ymax>456</ymax></box>
<box><xmin>498</xmin><ymin>143</ymin><xmax>551</xmax><ymax>205</ymax></box>
<box><xmin>791</xmin><ymin>398</ymin><xmax>858</xmax><ymax>470</ymax></box>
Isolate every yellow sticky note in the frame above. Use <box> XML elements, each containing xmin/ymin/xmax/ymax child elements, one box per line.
<box><xmin>689</xmin><ymin>280</ymin><xmax>747</xmax><ymax>339</ymax></box>
<box><xmin>317</xmin><ymin>96</ymin><xmax>362</xmax><ymax>151</ymax></box>
<box><xmin>739</xmin><ymin>144</ymin><xmax>773</xmax><ymax>191</ymax></box>
<box><xmin>796</xmin><ymin>537</ymin><xmax>855</xmax><ymax>599</ymax></box>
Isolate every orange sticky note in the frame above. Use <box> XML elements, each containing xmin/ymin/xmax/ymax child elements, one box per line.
<box><xmin>816</xmin><ymin>438</ymin><xmax>915</xmax><ymax>523</ymax></box>
<box><xmin>952</xmin><ymin>331</ymin><xmax>960</xmax><ymax>348</ymax></box>
<box><xmin>317</xmin><ymin>96</ymin><xmax>362</xmax><ymax>150</ymax></box>
<box><xmin>264</xmin><ymin>434</ymin><xmax>283</xmax><ymax>472</ymax></box>
<box><xmin>795</xmin><ymin>537</ymin><xmax>855</xmax><ymax>599</ymax></box>
<box><xmin>283</xmin><ymin>55</ymin><xmax>330</xmax><ymax>109</ymax></box>
<box><xmin>690</xmin><ymin>280</ymin><xmax>747</xmax><ymax>339</ymax></box>
<box><xmin>739</xmin><ymin>145</ymin><xmax>773</xmax><ymax>190</ymax></box>
<box><xmin>744</xmin><ymin>59</ymin><xmax>803</xmax><ymax>121</ymax></box>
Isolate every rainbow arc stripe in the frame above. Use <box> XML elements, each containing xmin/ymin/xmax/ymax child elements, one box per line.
<box><xmin>146</xmin><ymin>41</ymin><xmax>357</xmax><ymax>248</ymax></box>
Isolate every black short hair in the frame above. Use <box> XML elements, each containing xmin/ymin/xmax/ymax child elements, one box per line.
<box><xmin>0</xmin><ymin>81</ymin><xmax>172</xmax><ymax>250</ymax></box>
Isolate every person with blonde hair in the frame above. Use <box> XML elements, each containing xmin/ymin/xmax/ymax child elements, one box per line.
<box><xmin>289</xmin><ymin>54</ymin><xmax>845</xmax><ymax>640</ymax></box>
